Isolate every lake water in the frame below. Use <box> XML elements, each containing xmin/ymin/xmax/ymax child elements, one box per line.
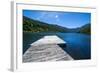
<box><xmin>23</xmin><ymin>32</ymin><xmax>91</xmax><ymax>60</ymax></box>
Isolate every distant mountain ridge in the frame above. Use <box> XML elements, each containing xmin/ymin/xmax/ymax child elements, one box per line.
<box><xmin>23</xmin><ymin>16</ymin><xmax>91</xmax><ymax>34</ymax></box>
<box><xmin>78</xmin><ymin>23</ymin><xmax>91</xmax><ymax>34</ymax></box>
<box><xmin>23</xmin><ymin>16</ymin><xmax>69</xmax><ymax>32</ymax></box>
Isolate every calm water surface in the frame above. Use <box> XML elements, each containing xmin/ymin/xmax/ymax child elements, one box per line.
<box><xmin>23</xmin><ymin>32</ymin><xmax>91</xmax><ymax>60</ymax></box>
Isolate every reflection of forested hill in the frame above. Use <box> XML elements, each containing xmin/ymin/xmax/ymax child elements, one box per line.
<box><xmin>23</xmin><ymin>16</ymin><xmax>91</xmax><ymax>34</ymax></box>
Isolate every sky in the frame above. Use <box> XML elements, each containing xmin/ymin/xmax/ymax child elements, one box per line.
<box><xmin>23</xmin><ymin>10</ymin><xmax>91</xmax><ymax>28</ymax></box>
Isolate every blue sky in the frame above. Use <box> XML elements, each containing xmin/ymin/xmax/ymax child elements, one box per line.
<box><xmin>23</xmin><ymin>10</ymin><xmax>91</xmax><ymax>28</ymax></box>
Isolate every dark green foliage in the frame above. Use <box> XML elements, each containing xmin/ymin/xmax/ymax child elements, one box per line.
<box><xmin>78</xmin><ymin>23</ymin><xmax>91</xmax><ymax>34</ymax></box>
<box><xmin>23</xmin><ymin>16</ymin><xmax>91</xmax><ymax>34</ymax></box>
<box><xmin>23</xmin><ymin>16</ymin><xmax>68</xmax><ymax>32</ymax></box>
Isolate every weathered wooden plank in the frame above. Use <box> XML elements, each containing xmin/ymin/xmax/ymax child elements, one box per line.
<box><xmin>23</xmin><ymin>35</ymin><xmax>73</xmax><ymax>62</ymax></box>
<box><xmin>30</xmin><ymin>35</ymin><xmax>66</xmax><ymax>46</ymax></box>
<box><xmin>23</xmin><ymin>44</ymin><xmax>73</xmax><ymax>62</ymax></box>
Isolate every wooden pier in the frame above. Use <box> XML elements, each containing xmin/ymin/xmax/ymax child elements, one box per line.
<box><xmin>23</xmin><ymin>35</ymin><xmax>73</xmax><ymax>62</ymax></box>
<box><xmin>30</xmin><ymin>35</ymin><xmax>66</xmax><ymax>46</ymax></box>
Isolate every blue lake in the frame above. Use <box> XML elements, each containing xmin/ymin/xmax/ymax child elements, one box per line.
<box><xmin>23</xmin><ymin>32</ymin><xmax>91</xmax><ymax>60</ymax></box>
